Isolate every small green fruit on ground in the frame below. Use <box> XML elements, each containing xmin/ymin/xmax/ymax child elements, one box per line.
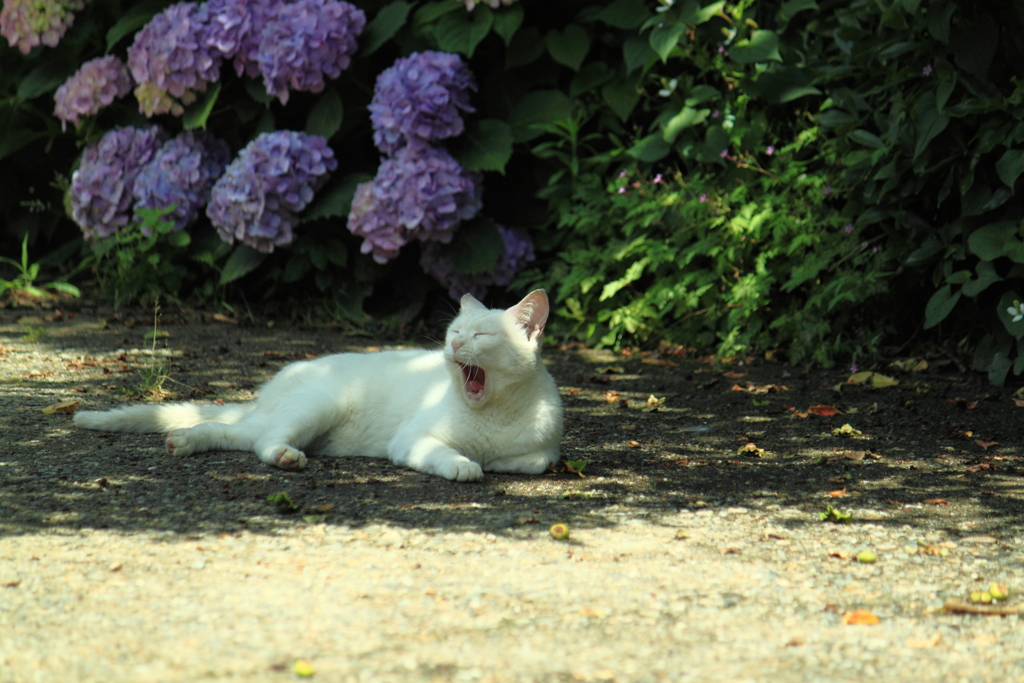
<box><xmin>857</xmin><ymin>550</ymin><xmax>877</xmax><ymax>563</ymax></box>
<box><xmin>549</xmin><ymin>523</ymin><xmax>570</xmax><ymax>540</ymax></box>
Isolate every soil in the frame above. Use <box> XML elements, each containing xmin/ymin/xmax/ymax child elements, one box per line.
<box><xmin>2</xmin><ymin>303</ymin><xmax>1024</xmax><ymax>682</ymax></box>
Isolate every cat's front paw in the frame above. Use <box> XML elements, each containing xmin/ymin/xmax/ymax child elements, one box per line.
<box><xmin>166</xmin><ymin>432</ymin><xmax>194</xmax><ymax>457</ymax></box>
<box><xmin>272</xmin><ymin>447</ymin><xmax>307</xmax><ymax>470</ymax></box>
<box><xmin>440</xmin><ymin>459</ymin><xmax>483</xmax><ymax>482</ymax></box>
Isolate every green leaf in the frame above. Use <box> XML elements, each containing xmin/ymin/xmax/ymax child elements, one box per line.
<box><xmin>283</xmin><ymin>253</ymin><xmax>311</xmax><ymax>283</ymax></box>
<box><xmin>491</xmin><ymin>3</ymin><xmax>523</xmax><ymax>45</ymax></box>
<box><xmin>434</xmin><ymin>5</ymin><xmax>493</xmax><ymax>57</ymax></box>
<box><xmin>267</xmin><ymin>491</ymin><xmax>300</xmax><ymax>514</ymax></box>
<box><xmin>848</xmin><ymin>129</ymin><xmax>885</xmax><ymax>149</ymax></box>
<box><xmin>996</xmin><ymin>149</ymin><xmax>1024</xmax><ymax>189</ymax></box>
<box><xmin>742</xmin><ymin>66</ymin><xmax>821</xmax><ymax>104</ymax></box>
<box><xmin>105</xmin><ymin>0</ymin><xmax>164</xmax><ymax>51</ymax></box>
<box><xmin>182</xmin><ymin>81</ymin><xmax>221</xmax><ymax>131</ymax></box>
<box><xmin>505</xmin><ymin>26</ymin><xmax>544</xmax><ymax>68</ymax></box>
<box><xmin>570</xmin><ymin>61</ymin><xmax>615</xmax><ymax>98</ymax></box>
<box><xmin>627</xmin><ymin>133</ymin><xmax>670</xmax><ymax>162</ymax></box>
<box><xmin>302</xmin><ymin>173</ymin><xmax>369</xmax><ymax>223</ymax></box>
<box><xmin>167</xmin><ymin>231</ymin><xmax>191</xmax><ymax>248</ymax></box>
<box><xmin>623</xmin><ymin>35</ymin><xmax>654</xmax><ymax>74</ymax></box>
<box><xmin>451</xmin><ymin>118</ymin><xmax>513</xmax><ymax>174</ymax></box>
<box><xmin>662</xmin><ymin>107</ymin><xmax>709</xmax><ymax>143</ymax></box>
<box><xmin>728</xmin><ymin>30</ymin><xmax>781</xmax><ymax>63</ymax></box>
<box><xmin>597</xmin><ymin>0</ymin><xmax>650</xmax><ymax>29</ymax></box>
<box><xmin>777</xmin><ymin>0</ymin><xmax>818</xmax><ymax>28</ymax></box>
<box><xmin>359</xmin><ymin>0</ymin><xmax>411</xmax><ymax>57</ymax></box>
<box><xmin>923</xmin><ymin>284</ymin><xmax>960</xmax><ymax>329</ymax></box>
<box><xmin>546</xmin><ymin>25</ymin><xmax>591</xmax><ymax>72</ymax></box>
<box><xmin>968</xmin><ymin>221</ymin><xmax>1020</xmax><ymax>261</ymax></box>
<box><xmin>220</xmin><ymin>245</ymin><xmax>268</xmax><ymax>285</ymax></box>
<box><xmin>962</xmin><ymin>260</ymin><xmax>1002</xmax><ymax>297</ymax></box>
<box><xmin>508</xmin><ymin>90</ymin><xmax>572</xmax><ymax>143</ymax></box>
<box><xmin>913</xmin><ymin>92</ymin><xmax>949</xmax><ymax>160</ymax></box>
<box><xmin>684</xmin><ymin>85</ymin><xmax>720</xmax><ymax>106</ymax></box>
<box><xmin>601</xmin><ymin>79</ymin><xmax>640</xmax><ymax>121</ymax></box>
<box><xmin>818</xmin><ymin>504</ymin><xmax>852</xmax><ymax>523</ymax></box>
<box><xmin>17</xmin><ymin>62</ymin><xmax>70</xmax><ymax>100</ymax></box>
<box><xmin>305</xmin><ymin>87</ymin><xmax>343</xmax><ymax>139</ymax></box>
<box><xmin>449</xmin><ymin>218</ymin><xmax>503</xmax><ymax>275</ymax></box>
<box><xmin>648</xmin><ymin>22</ymin><xmax>687</xmax><ymax>62</ymax></box>
<box><xmin>926</xmin><ymin>1</ymin><xmax>956</xmax><ymax>43</ymax></box>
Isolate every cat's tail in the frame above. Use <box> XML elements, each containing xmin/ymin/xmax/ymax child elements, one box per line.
<box><xmin>74</xmin><ymin>402</ymin><xmax>254</xmax><ymax>434</ymax></box>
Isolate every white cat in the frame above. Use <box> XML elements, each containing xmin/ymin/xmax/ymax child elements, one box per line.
<box><xmin>73</xmin><ymin>290</ymin><xmax>564</xmax><ymax>481</ymax></box>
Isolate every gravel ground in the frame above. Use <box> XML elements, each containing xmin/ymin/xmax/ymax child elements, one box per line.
<box><xmin>2</xmin><ymin>309</ymin><xmax>1024</xmax><ymax>682</ymax></box>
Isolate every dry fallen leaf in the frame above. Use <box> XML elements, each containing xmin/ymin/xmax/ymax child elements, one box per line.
<box><xmin>40</xmin><ymin>399</ymin><xmax>80</xmax><ymax>415</ymax></box>
<box><xmin>828</xmin><ymin>488</ymin><xmax>847</xmax><ymax>498</ymax></box>
<box><xmin>924</xmin><ymin>499</ymin><xmax>949</xmax><ymax>505</ymax></box>
<box><xmin>737</xmin><ymin>443</ymin><xmax>765</xmax><ymax>457</ymax></box>
<box><xmin>847</xmin><ymin>371</ymin><xmax>899</xmax><ymax>387</ymax></box>
<box><xmin>904</xmin><ymin>634</ymin><xmax>941</xmax><ymax>649</ymax></box>
<box><xmin>723</xmin><ymin>371</ymin><xmax>747</xmax><ymax>379</ymax></box>
<box><xmin>974</xmin><ymin>440</ymin><xmax>999</xmax><ymax>449</ymax></box>
<box><xmin>604</xmin><ymin>390</ymin><xmax>620</xmax><ymax>403</ymax></box>
<box><xmin>842</xmin><ymin>609</ymin><xmax>880</xmax><ymax>625</ymax></box>
<box><xmin>808</xmin><ymin>405</ymin><xmax>840</xmax><ymax>417</ymax></box>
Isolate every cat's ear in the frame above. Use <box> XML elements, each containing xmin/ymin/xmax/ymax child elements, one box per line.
<box><xmin>460</xmin><ymin>293</ymin><xmax>487</xmax><ymax>311</ymax></box>
<box><xmin>506</xmin><ymin>289</ymin><xmax>549</xmax><ymax>342</ymax></box>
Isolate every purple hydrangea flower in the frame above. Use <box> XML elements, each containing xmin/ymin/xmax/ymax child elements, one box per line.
<box><xmin>207</xmin><ymin>131</ymin><xmax>337</xmax><ymax>253</ymax></box>
<box><xmin>68</xmin><ymin>126</ymin><xmax>169</xmax><ymax>239</ymax></box>
<box><xmin>53</xmin><ymin>56</ymin><xmax>134</xmax><ymax>131</ymax></box>
<box><xmin>1</xmin><ymin>0</ymin><xmax>83</xmax><ymax>54</ymax></box>
<box><xmin>420</xmin><ymin>226</ymin><xmax>536</xmax><ymax>301</ymax></box>
<box><xmin>369</xmin><ymin>51</ymin><xmax>476</xmax><ymax>154</ymax></box>
<box><xmin>133</xmin><ymin>131</ymin><xmax>231</xmax><ymax>233</ymax></box>
<box><xmin>127</xmin><ymin>1</ymin><xmax>222</xmax><ymax>117</ymax></box>
<box><xmin>206</xmin><ymin>0</ymin><xmax>274</xmax><ymax>78</ymax></box>
<box><xmin>257</xmin><ymin>0</ymin><xmax>365</xmax><ymax>104</ymax></box>
<box><xmin>347</xmin><ymin>146</ymin><xmax>481</xmax><ymax>263</ymax></box>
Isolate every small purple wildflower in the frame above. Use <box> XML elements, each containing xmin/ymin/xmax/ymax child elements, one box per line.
<box><xmin>618</xmin><ymin>170</ymin><xmax>628</xmax><ymax>179</ymax></box>
<box><xmin>804</xmin><ymin>333</ymin><xmax>812</xmax><ymax>341</ymax></box>
<box><xmin>698</xmin><ymin>193</ymin><xmax>707</xmax><ymax>203</ymax></box>
<box><xmin>719</xmin><ymin>149</ymin><xmax>729</xmax><ymax>158</ymax></box>
<box><xmin>653</xmin><ymin>174</ymin><xmax>664</xmax><ymax>184</ymax></box>
<box><xmin>849</xmin><ymin>364</ymin><xmax>858</xmax><ymax>373</ymax></box>
<box><xmin>711</xmin><ymin>110</ymin><xmax>720</xmax><ymax>118</ymax></box>
<box><xmin>822</xmin><ymin>185</ymin><xmax>832</xmax><ymax>196</ymax></box>
<box><xmin>922</xmin><ymin>64</ymin><xmax>933</xmax><ymax>76</ymax></box>
<box><xmin>765</xmin><ymin>145</ymin><xmax>775</xmax><ymax>156</ymax></box>
<box><xmin>617</xmin><ymin>187</ymin><xmax>627</xmax><ymax>194</ymax></box>
<box><xmin>844</xmin><ymin>224</ymin><xmax>853</xmax><ymax>234</ymax></box>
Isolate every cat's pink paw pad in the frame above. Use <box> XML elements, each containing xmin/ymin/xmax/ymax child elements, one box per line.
<box><xmin>166</xmin><ymin>433</ymin><xmax>193</xmax><ymax>457</ymax></box>
<box><xmin>273</xmin><ymin>447</ymin><xmax>307</xmax><ymax>470</ymax></box>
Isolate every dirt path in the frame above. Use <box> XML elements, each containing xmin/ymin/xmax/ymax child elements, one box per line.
<box><xmin>2</xmin><ymin>309</ymin><xmax>1024</xmax><ymax>681</ymax></box>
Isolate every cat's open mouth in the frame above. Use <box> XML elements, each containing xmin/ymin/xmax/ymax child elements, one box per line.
<box><xmin>456</xmin><ymin>362</ymin><xmax>486</xmax><ymax>400</ymax></box>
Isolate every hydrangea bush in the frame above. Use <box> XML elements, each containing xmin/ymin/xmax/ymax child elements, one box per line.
<box><xmin>0</xmin><ymin>0</ymin><xmax>83</xmax><ymax>54</ymax></box>
<box><xmin>347</xmin><ymin>146</ymin><xmax>480</xmax><ymax>263</ymax></box>
<box><xmin>207</xmin><ymin>131</ymin><xmax>337</xmax><ymax>253</ymax></box>
<box><xmin>133</xmin><ymin>131</ymin><xmax>232</xmax><ymax>233</ymax></box>
<box><xmin>68</xmin><ymin>126</ymin><xmax>169</xmax><ymax>240</ymax></box>
<box><xmin>368</xmin><ymin>50</ymin><xmax>476</xmax><ymax>154</ymax></box>
<box><xmin>53</xmin><ymin>56</ymin><xmax>133</xmax><ymax>130</ymax></box>
<box><xmin>420</xmin><ymin>225</ymin><xmax>534</xmax><ymax>301</ymax></box>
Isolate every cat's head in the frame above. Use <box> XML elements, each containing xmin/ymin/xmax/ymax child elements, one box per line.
<box><xmin>443</xmin><ymin>289</ymin><xmax>550</xmax><ymax>406</ymax></box>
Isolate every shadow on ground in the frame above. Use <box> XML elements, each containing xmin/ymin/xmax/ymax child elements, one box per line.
<box><xmin>2</xmin><ymin>312</ymin><xmax>1023</xmax><ymax>540</ymax></box>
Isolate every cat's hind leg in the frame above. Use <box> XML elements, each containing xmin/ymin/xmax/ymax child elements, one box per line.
<box><xmin>251</xmin><ymin>397</ymin><xmax>342</xmax><ymax>470</ymax></box>
<box><xmin>166</xmin><ymin>421</ymin><xmax>257</xmax><ymax>457</ymax></box>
